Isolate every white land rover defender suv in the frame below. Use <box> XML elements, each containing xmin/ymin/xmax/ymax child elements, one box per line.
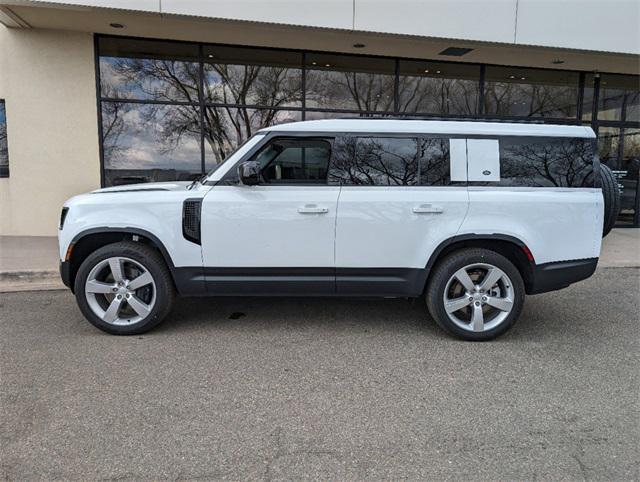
<box><xmin>59</xmin><ymin>119</ymin><xmax>617</xmax><ymax>341</ymax></box>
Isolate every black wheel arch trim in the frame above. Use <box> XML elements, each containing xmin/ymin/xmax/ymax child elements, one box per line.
<box><xmin>425</xmin><ymin>233</ymin><xmax>530</xmax><ymax>272</ymax></box>
<box><xmin>63</xmin><ymin>227</ymin><xmax>202</xmax><ymax>295</ymax></box>
<box><xmin>69</xmin><ymin>227</ymin><xmax>177</xmax><ymax>268</ymax></box>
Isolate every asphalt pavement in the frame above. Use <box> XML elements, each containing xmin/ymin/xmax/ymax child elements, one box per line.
<box><xmin>1</xmin><ymin>268</ymin><xmax>639</xmax><ymax>480</ymax></box>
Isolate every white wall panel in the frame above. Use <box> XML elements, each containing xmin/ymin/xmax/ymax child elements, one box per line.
<box><xmin>161</xmin><ymin>0</ymin><xmax>353</xmax><ymax>30</ymax></box>
<box><xmin>354</xmin><ymin>0</ymin><xmax>518</xmax><ymax>44</ymax></box>
<box><xmin>516</xmin><ymin>0</ymin><xmax>640</xmax><ymax>54</ymax></box>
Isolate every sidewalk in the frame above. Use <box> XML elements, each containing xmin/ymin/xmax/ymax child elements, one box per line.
<box><xmin>1</xmin><ymin>229</ymin><xmax>639</xmax><ymax>292</ymax></box>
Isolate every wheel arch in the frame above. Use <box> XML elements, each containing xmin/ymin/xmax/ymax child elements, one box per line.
<box><xmin>65</xmin><ymin>228</ymin><xmax>176</xmax><ymax>293</ymax></box>
<box><xmin>424</xmin><ymin>234</ymin><xmax>536</xmax><ymax>294</ymax></box>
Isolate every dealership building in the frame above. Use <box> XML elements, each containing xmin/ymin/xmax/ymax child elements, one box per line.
<box><xmin>0</xmin><ymin>0</ymin><xmax>638</xmax><ymax>236</ymax></box>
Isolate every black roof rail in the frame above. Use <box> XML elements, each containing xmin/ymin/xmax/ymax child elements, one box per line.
<box><xmin>332</xmin><ymin>116</ymin><xmax>581</xmax><ymax>125</ymax></box>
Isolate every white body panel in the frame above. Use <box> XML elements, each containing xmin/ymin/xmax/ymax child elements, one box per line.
<box><xmin>460</xmin><ymin>187</ymin><xmax>604</xmax><ymax>265</ymax></box>
<box><xmin>335</xmin><ymin>187</ymin><xmax>469</xmax><ymax>268</ymax></box>
<box><xmin>201</xmin><ymin>185</ymin><xmax>339</xmax><ymax>267</ymax></box>
<box><xmin>58</xmin><ymin>182</ymin><xmax>207</xmax><ymax>267</ymax></box>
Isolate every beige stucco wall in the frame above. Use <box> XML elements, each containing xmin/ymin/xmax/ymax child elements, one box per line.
<box><xmin>0</xmin><ymin>26</ymin><xmax>100</xmax><ymax>236</ymax></box>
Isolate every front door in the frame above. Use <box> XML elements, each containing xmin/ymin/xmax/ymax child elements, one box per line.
<box><xmin>201</xmin><ymin>136</ymin><xmax>339</xmax><ymax>295</ymax></box>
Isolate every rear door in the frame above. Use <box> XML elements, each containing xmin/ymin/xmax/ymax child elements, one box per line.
<box><xmin>331</xmin><ymin>135</ymin><xmax>469</xmax><ymax>296</ymax></box>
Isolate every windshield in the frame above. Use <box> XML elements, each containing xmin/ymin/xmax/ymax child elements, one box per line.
<box><xmin>205</xmin><ymin>134</ymin><xmax>266</xmax><ymax>181</ymax></box>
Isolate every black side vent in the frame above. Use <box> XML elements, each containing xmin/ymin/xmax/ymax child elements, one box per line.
<box><xmin>182</xmin><ymin>199</ymin><xmax>202</xmax><ymax>245</ymax></box>
<box><xmin>59</xmin><ymin>207</ymin><xmax>69</xmax><ymax>230</ymax></box>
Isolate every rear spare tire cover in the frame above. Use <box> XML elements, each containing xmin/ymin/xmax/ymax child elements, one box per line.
<box><xmin>600</xmin><ymin>163</ymin><xmax>621</xmax><ymax>237</ymax></box>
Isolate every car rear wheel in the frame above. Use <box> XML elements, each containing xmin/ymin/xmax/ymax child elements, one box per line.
<box><xmin>426</xmin><ymin>248</ymin><xmax>525</xmax><ymax>341</ymax></box>
<box><xmin>74</xmin><ymin>241</ymin><xmax>175</xmax><ymax>335</ymax></box>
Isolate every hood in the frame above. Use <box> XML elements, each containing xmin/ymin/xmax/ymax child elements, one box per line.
<box><xmin>91</xmin><ymin>181</ymin><xmax>193</xmax><ymax>194</ymax></box>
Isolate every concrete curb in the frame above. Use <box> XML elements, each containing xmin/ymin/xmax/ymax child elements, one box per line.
<box><xmin>0</xmin><ymin>270</ymin><xmax>66</xmax><ymax>293</ymax></box>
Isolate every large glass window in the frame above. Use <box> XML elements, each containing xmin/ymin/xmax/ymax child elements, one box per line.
<box><xmin>101</xmin><ymin>102</ymin><xmax>202</xmax><ymax>186</ymax></box>
<box><xmin>96</xmin><ymin>36</ymin><xmax>640</xmax><ymax>225</ymax></box>
<box><xmin>99</xmin><ymin>38</ymin><xmax>200</xmax><ymax>102</ymax></box>
<box><xmin>0</xmin><ymin>100</ymin><xmax>7</xmax><ymax>177</ymax></box>
<box><xmin>598</xmin><ymin>127</ymin><xmax>640</xmax><ymax>226</ymax></box>
<box><xmin>305</xmin><ymin>54</ymin><xmax>395</xmax><ymax>112</ymax></box>
<box><xmin>593</xmin><ymin>74</ymin><xmax>640</xmax><ymax>123</ymax></box>
<box><xmin>398</xmin><ymin>61</ymin><xmax>480</xmax><ymax>115</ymax></box>
<box><xmin>484</xmin><ymin>66</ymin><xmax>579</xmax><ymax>118</ymax></box>
<box><xmin>203</xmin><ymin>46</ymin><xmax>302</xmax><ymax>107</ymax></box>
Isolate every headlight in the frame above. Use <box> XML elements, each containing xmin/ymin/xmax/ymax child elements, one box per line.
<box><xmin>59</xmin><ymin>207</ymin><xmax>69</xmax><ymax>230</ymax></box>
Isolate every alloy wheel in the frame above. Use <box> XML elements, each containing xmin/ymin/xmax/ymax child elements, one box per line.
<box><xmin>84</xmin><ymin>256</ymin><xmax>156</xmax><ymax>326</ymax></box>
<box><xmin>443</xmin><ymin>263</ymin><xmax>515</xmax><ymax>333</ymax></box>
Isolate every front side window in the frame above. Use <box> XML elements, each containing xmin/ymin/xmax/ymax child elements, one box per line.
<box><xmin>0</xmin><ymin>100</ymin><xmax>8</xmax><ymax>177</ymax></box>
<box><xmin>254</xmin><ymin>138</ymin><xmax>331</xmax><ymax>183</ymax></box>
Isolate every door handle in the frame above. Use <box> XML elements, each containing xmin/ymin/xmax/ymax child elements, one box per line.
<box><xmin>298</xmin><ymin>204</ymin><xmax>329</xmax><ymax>214</ymax></box>
<box><xmin>413</xmin><ymin>204</ymin><xmax>443</xmax><ymax>214</ymax></box>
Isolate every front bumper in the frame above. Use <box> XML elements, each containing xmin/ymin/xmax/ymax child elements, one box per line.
<box><xmin>527</xmin><ymin>258</ymin><xmax>598</xmax><ymax>295</ymax></box>
<box><xmin>59</xmin><ymin>260</ymin><xmax>72</xmax><ymax>291</ymax></box>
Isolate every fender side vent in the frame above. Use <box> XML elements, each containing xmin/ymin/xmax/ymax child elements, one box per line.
<box><xmin>182</xmin><ymin>199</ymin><xmax>202</xmax><ymax>245</ymax></box>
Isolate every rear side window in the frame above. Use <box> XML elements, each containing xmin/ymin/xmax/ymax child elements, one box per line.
<box><xmin>329</xmin><ymin>136</ymin><xmax>452</xmax><ymax>186</ymax></box>
<box><xmin>497</xmin><ymin>136</ymin><xmax>595</xmax><ymax>187</ymax></box>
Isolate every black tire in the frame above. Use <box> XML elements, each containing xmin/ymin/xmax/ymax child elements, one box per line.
<box><xmin>600</xmin><ymin>163</ymin><xmax>621</xmax><ymax>237</ymax></box>
<box><xmin>74</xmin><ymin>241</ymin><xmax>175</xmax><ymax>335</ymax></box>
<box><xmin>425</xmin><ymin>248</ymin><xmax>525</xmax><ymax>341</ymax></box>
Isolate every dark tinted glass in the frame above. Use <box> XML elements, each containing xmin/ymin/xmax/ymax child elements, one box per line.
<box><xmin>101</xmin><ymin>102</ymin><xmax>202</xmax><ymax>185</ymax></box>
<box><xmin>255</xmin><ymin>139</ymin><xmax>330</xmax><ymax>183</ymax></box>
<box><xmin>484</xmin><ymin>67</ymin><xmax>579</xmax><ymax>118</ymax></box>
<box><xmin>419</xmin><ymin>138</ymin><xmax>451</xmax><ymax>185</ymax></box>
<box><xmin>0</xmin><ymin>100</ymin><xmax>8</xmax><ymax>177</ymax></box>
<box><xmin>203</xmin><ymin>46</ymin><xmax>302</xmax><ymax>107</ymax></box>
<box><xmin>598</xmin><ymin>128</ymin><xmax>640</xmax><ymax>226</ymax></box>
<box><xmin>99</xmin><ymin>38</ymin><xmax>200</xmax><ymax>102</ymax></box>
<box><xmin>398</xmin><ymin>61</ymin><xmax>480</xmax><ymax>115</ymax></box>
<box><xmin>330</xmin><ymin>137</ymin><xmax>418</xmax><ymax>185</ymax></box>
<box><xmin>203</xmin><ymin>108</ymin><xmax>302</xmax><ymax>171</ymax></box>
<box><xmin>497</xmin><ymin>137</ymin><xmax>595</xmax><ymax>187</ymax></box>
<box><xmin>592</xmin><ymin>74</ymin><xmax>640</xmax><ymax>123</ymax></box>
<box><xmin>305</xmin><ymin>54</ymin><xmax>395</xmax><ymax>112</ymax></box>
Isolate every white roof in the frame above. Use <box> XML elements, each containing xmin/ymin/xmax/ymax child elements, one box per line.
<box><xmin>262</xmin><ymin>119</ymin><xmax>595</xmax><ymax>138</ymax></box>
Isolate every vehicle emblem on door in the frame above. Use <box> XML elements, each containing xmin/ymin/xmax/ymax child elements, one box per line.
<box><xmin>483</xmin><ymin>170</ymin><xmax>491</xmax><ymax>176</ymax></box>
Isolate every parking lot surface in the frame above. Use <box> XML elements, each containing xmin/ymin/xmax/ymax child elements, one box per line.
<box><xmin>1</xmin><ymin>268</ymin><xmax>639</xmax><ymax>480</ymax></box>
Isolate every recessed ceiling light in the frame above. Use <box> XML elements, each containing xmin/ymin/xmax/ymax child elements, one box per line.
<box><xmin>325</xmin><ymin>63</ymin><xmax>331</xmax><ymax>67</ymax></box>
<box><xmin>509</xmin><ymin>75</ymin><xmax>515</xmax><ymax>79</ymax></box>
<box><xmin>551</xmin><ymin>59</ymin><xmax>565</xmax><ymax>65</ymax></box>
<box><xmin>521</xmin><ymin>76</ymin><xmax>526</xmax><ymax>80</ymax></box>
<box><xmin>353</xmin><ymin>43</ymin><xmax>366</xmax><ymax>49</ymax></box>
<box><xmin>424</xmin><ymin>69</ymin><xmax>430</xmax><ymax>73</ymax></box>
<box><xmin>438</xmin><ymin>46</ymin><xmax>474</xmax><ymax>57</ymax></box>
<box><xmin>207</xmin><ymin>54</ymin><xmax>214</xmax><ymax>58</ymax></box>
<box><xmin>436</xmin><ymin>70</ymin><xmax>441</xmax><ymax>74</ymax></box>
<box><xmin>109</xmin><ymin>23</ymin><xmax>125</xmax><ymax>29</ymax></box>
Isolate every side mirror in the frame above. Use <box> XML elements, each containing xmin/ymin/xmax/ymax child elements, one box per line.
<box><xmin>238</xmin><ymin>160</ymin><xmax>260</xmax><ymax>186</ymax></box>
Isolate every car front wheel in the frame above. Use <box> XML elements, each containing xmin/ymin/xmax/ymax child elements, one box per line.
<box><xmin>426</xmin><ymin>248</ymin><xmax>525</xmax><ymax>341</ymax></box>
<box><xmin>74</xmin><ymin>241</ymin><xmax>175</xmax><ymax>335</ymax></box>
